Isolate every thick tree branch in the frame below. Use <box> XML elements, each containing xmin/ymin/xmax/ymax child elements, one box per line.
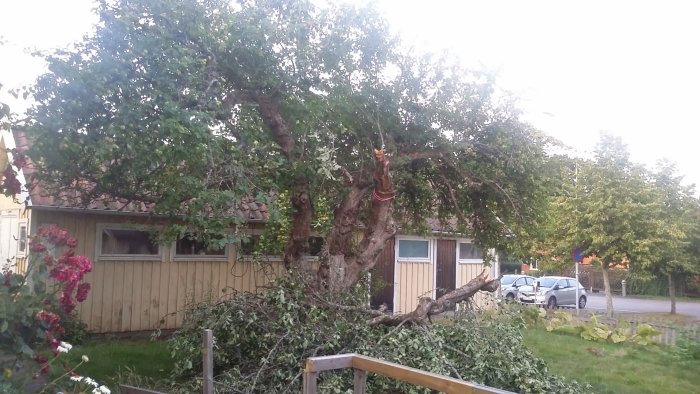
<box><xmin>368</xmin><ymin>270</ymin><xmax>499</xmax><ymax>326</ymax></box>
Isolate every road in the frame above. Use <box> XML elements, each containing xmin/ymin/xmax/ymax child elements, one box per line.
<box><xmin>584</xmin><ymin>292</ymin><xmax>700</xmax><ymax>320</ymax></box>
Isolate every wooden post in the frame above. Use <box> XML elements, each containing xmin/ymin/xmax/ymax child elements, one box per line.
<box><xmin>353</xmin><ymin>368</ymin><xmax>367</xmax><ymax>394</ymax></box>
<box><xmin>203</xmin><ymin>329</ymin><xmax>214</xmax><ymax>394</ymax></box>
<box><xmin>302</xmin><ymin>371</ymin><xmax>318</xmax><ymax>394</ymax></box>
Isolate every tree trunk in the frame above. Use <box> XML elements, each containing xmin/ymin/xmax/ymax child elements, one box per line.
<box><xmin>601</xmin><ymin>263</ymin><xmax>614</xmax><ymax>317</ymax></box>
<box><xmin>320</xmin><ymin>149</ymin><xmax>397</xmax><ymax>291</ymax></box>
<box><xmin>668</xmin><ymin>273</ymin><xmax>677</xmax><ymax>315</ymax></box>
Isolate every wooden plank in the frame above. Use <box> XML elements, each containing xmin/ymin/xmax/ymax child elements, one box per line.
<box><xmin>158</xmin><ymin>259</ymin><xmax>169</xmax><ymax>327</ymax></box>
<box><xmin>353</xmin><ymin>368</ymin><xmax>367</xmax><ymax>394</ymax></box>
<box><xmin>305</xmin><ymin>354</ymin><xmax>354</xmax><ymax>372</ymax></box>
<box><xmin>141</xmin><ymin>260</ymin><xmax>153</xmax><ymax>330</ymax></box>
<box><xmin>149</xmin><ymin>260</ymin><xmax>162</xmax><ymax>330</ymax></box>
<box><xmin>302</xmin><ymin>371</ymin><xmax>318</xmax><ymax>394</ymax></box>
<box><xmin>101</xmin><ymin>261</ymin><xmax>115</xmax><ymax>332</ymax></box>
<box><xmin>350</xmin><ymin>354</ymin><xmax>513</xmax><ymax>394</ymax></box>
<box><xmin>203</xmin><ymin>329</ymin><xmax>214</xmax><ymax>394</ymax></box>
<box><xmin>112</xmin><ymin>260</ymin><xmax>125</xmax><ymax>332</ymax></box>
<box><xmin>121</xmin><ymin>261</ymin><xmax>134</xmax><ymax>332</ymax></box>
<box><xmin>131</xmin><ymin>261</ymin><xmax>143</xmax><ymax>331</ymax></box>
<box><xmin>167</xmin><ymin>261</ymin><xmax>180</xmax><ymax>328</ymax></box>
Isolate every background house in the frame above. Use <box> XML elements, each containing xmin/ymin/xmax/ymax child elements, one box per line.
<box><xmin>371</xmin><ymin>220</ymin><xmax>499</xmax><ymax>314</ymax></box>
<box><xmin>2</xmin><ymin>129</ymin><xmax>499</xmax><ymax>332</ymax></box>
<box><xmin>0</xmin><ymin>129</ymin><xmax>285</xmax><ymax>333</ymax></box>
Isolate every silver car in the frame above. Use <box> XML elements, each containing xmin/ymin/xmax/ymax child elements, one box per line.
<box><xmin>517</xmin><ymin>276</ymin><xmax>587</xmax><ymax>309</ymax></box>
<box><xmin>500</xmin><ymin>274</ymin><xmax>536</xmax><ymax>302</ymax></box>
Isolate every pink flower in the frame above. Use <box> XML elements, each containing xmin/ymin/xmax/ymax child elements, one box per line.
<box><xmin>29</xmin><ymin>240</ymin><xmax>47</xmax><ymax>252</ymax></box>
<box><xmin>76</xmin><ymin>283</ymin><xmax>90</xmax><ymax>302</ymax></box>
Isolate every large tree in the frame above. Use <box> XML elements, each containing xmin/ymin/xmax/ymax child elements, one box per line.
<box><xmin>25</xmin><ymin>0</ymin><xmax>551</xmax><ymax>318</ymax></box>
<box><xmin>649</xmin><ymin>160</ymin><xmax>699</xmax><ymax>313</ymax></box>
<box><xmin>549</xmin><ymin>135</ymin><xmax>661</xmax><ymax>316</ymax></box>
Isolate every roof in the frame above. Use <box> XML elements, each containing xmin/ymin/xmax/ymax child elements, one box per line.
<box><xmin>9</xmin><ymin>130</ymin><xmax>270</xmax><ymax>221</ymax></box>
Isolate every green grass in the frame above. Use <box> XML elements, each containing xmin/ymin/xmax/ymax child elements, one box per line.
<box><xmin>60</xmin><ymin>338</ymin><xmax>173</xmax><ymax>388</ymax></box>
<box><xmin>523</xmin><ymin>327</ymin><xmax>700</xmax><ymax>394</ymax></box>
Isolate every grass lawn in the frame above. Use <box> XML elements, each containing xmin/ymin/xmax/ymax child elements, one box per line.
<box><xmin>523</xmin><ymin>327</ymin><xmax>700</xmax><ymax>394</ymax></box>
<box><xmin>60</xmin><ymin>338</ymin><xmax>173</xmax><ymax>388</ymax></box>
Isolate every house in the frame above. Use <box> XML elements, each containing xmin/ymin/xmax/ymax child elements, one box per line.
<box><xmin>1</xmin><ymin>129</ymin><xmax>498</xmax><ymax>332</ymax></box>
<box><xmin>370</xmin><ymin>220</ymin><xmax>499</xmax><ymax>314</ymax></box>
<box><xmin>0</xmin><ymin>129</ymin><xmax>285</xmax><ymax>333</ymax></box>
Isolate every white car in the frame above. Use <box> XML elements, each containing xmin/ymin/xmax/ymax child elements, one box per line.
<box><xmin>517</xmin><ymin>276</ymin><xmax>587</xmax><ymax>309</ymax></box>
<box><xmin>500</xmin><ymin>274</ymin><xmax>536</xmax><ymax>302</ymax></box>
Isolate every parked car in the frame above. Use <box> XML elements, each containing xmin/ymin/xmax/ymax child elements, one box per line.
<box><xmin>500</xmin><ymin>274</ymin><xmax>536</xmax><ymax>302</ymax></box>
<box><xmin>517</xmin><ymin>276</ymin><xmax>587</xmax><ymax>309</ymax></box>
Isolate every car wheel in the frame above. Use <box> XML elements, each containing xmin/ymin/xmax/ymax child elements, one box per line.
<box><xmin>578</xmin><ymin>295</ymin><xmax>587</xmax><ymax>309</ymax></box>
<box><xmin>505</xmin><ymin>293</ymin><xmax>515</xmax><ymax>302</ymax></box>
<box><xmin>546</xmin><ymin>297</ymin><xmax>557</xmax><ymax>309</ymax></box>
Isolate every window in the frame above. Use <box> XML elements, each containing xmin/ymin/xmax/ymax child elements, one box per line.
<box><xmin>98</xmin><ymin>225</ymin><xmax>161</xmax><ymax>260</ymax></box>
<box><xmin>397</xmin><ymin>239</ymin><xmax>430</xmax><ymax>260</ymax></box>
<box><xmin>458</xmin><ymin>242</ymin><xmax>483</xmax><ymax>263</ymax></box>
<box><xmin>240</xmin><ymin>235</ymin><xmax>323</xmax><ymax>259</ymax></box>
<box><xmin>17</xmin><ymin>222</ymin><xmax>27</xmax><ymax>256</ymax></box>
<box><xmin>175</xmin><ymin>234</ymin><xmax>227</xmax><ymax>259</ymax></box>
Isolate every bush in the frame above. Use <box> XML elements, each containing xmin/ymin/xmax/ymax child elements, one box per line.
<box><xmin>168</xmin><ymin>277</ymin><xmax>589</xmax><ymax>393</ymax></box>
<box><xmin>0</xmin><ymin>225</ymin><xmax>93</xmax><ymax>390</ymax></box>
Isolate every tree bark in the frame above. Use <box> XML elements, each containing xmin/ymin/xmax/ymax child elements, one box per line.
<box><xmin>668</xmin><ymin>273</ymin><xmax>677</xmax><ymax>315</ymax></box>
<box><xmin>368</xmin><ymin>270</ymin><xmax>499</xmax><ymax>326</ymax></box>
<box><xmin>321</xmin><ymin>149</ymin><xmax>397</xmax><ymax>291</ymax></box>
<box><xmin>601</xmin><ymin>263</ymin><xmax>614</xmax><ymax>317</ymax></box>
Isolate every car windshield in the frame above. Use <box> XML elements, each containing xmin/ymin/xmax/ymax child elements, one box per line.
<box><xmin>501</xmin><ymin>276</ymin><xmax>518</xmax><ymax>285</ymax></box>
<box><xmin>536</xmin><ymin>278</ymin><xmax>558</xmax><ymax>288</ymax></box>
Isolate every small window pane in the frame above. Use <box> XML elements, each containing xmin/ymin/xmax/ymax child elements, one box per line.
<box><xmin>398</xmin><ymin>240</ymin><xmax>429</xmax><ymax>259</ymax></box>
<box><xmin>101</xmin><ymin>229</ymin><xmax>158</xmax><ymax>255</ymax></box>
<box><xmin>18</xmin><ymin>224</ymin><xmax>27</xmax><ymax>253</ymax></box>
<box><xmin>176</xmin><ymin>235</ymin><xmax>225</xmax><ymax>256</ymax></box>
<box><xmin>459</xmin><ymin>243</ymin><xmax>482</xmax><ymax>260</ymax></box>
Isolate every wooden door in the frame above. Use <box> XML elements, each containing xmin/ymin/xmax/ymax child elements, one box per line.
<box><xmin>370</xmin><ymin>238</ymin><xmax>395</xmax><ymax>311</ymax></box>
<box><xmin>436</xmin><ymin>239</ymin><xmax>456</xmax><ymax>299</ymax></box>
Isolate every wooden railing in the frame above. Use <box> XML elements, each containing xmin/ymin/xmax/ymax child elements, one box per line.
<box><xmin>302</xmin><ymin>353</ymin><xmax>514</xmax><ymax>394</ymax></box>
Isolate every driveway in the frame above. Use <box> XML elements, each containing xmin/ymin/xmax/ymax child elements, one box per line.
<box><xmin>585</xmin><ymin>292</ymin><xmax>700</xmax><ymax>320</ymax></box>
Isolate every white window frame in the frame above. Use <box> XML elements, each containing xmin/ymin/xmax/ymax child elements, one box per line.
<box><xmin>396</xmin><ymin>237</ymin><xmax>432</xmax><ymax>263</ymax></box>
<box><xmin>96</xmin><ymin>224</ymin><xmax>164</xmax><ymax>261</ymax></box>
<box><xmin>457</xmin><ymin>240</ymin><xmax>484</xmax><ymax>264</ymax></box>
<box><xmin>16</xmin><ymin>220</ymin><xmax>28</xmax><ymax>257</ymax></box>
<box><xmin>171</xmin><ymin>236</ymin><xmax>230</xmax><ymax>261</ymax></box>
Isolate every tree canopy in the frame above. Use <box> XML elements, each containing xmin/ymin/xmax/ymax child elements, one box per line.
<box><xmin>26</xmin><ymin>0</ymin><xmax>552</xmax><ymax>291</ymax></box>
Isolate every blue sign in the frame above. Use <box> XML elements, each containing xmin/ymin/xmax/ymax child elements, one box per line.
<box><xmin>572</xmin><ymin>248</ymin><xmax>584</xmax><ymax>263</ymax></box>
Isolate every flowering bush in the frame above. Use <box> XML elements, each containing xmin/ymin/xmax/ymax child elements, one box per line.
<box><xmin>0</xmin><ymin>225</ymin><xmax>93</xmax><ymax>390</ymax></box>
<box><xmin>1</xmin><ymin>149</ymin><xmax>27</xmax><ymax>198</ymax></box>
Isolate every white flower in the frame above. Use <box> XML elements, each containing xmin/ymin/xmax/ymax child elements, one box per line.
<box><xmin>84</xmin><ymin>377</ymin><xmax>98</xmax><ymax>387</ymax></box>
<box><xmin>57</xmin><ymin>346</ymin><xmax>69</xmax><ymax>353</ymax></box>
<box><xmin>59</xmin><ymin>341</ymin><xmax>73</xmax><ymax>351</ymax></box>
<box><xmin>93</xmin><ymin>385</ymin><xmax>111</xmax><ymax>394</ymax></box>
<box><xmin>82</xmin><ymin>355</ymin><xmax>90</xmax><ymax>362</ymax></box>
<box><xmin>70</xmin><ymin>376</ymin><xmax>84</xmax><ymax>382</ymax></box>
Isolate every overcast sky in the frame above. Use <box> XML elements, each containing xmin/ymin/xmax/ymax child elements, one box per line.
<box><xmin>1</xmin><ymin>0</ymin><xmax>698</xmax><ymax>190</ymax></box>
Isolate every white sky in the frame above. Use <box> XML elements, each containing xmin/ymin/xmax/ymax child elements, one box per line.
<box><xmin>1</xmin><ymin>0</ymin><xmax>698</xmax><ymax>190</ymax></box>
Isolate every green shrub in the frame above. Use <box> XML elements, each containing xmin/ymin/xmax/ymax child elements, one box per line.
<box><xmin>168</xmin><ymin>277</ymin><xmax>589</xmax><ymax>393</ymax></box>
<box><xmin>670</xmin><ymin>328</ymin><xmax>700</xmax><ymax>360</ymax></box>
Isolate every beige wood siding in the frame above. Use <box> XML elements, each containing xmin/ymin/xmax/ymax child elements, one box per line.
<box><xmin>394</xmin><ymin>261</ymin><xmax>434</xmax><ymax>314</ymax></box>
<box><xmin>31</xmin><ymin>209</ymin><xmax>284</xmax><ymax>332</ymax></box>
<box><xmin>457</xmin><ymin>263</ymin><xmax>496</xmax><ymax>309</ymax></box>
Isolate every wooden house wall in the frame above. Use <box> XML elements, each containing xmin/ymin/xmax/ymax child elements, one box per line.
<box><xmin>394</xmin><ymin>260</ymin><xmax>434</xmax><ymax>314</ymax></box>
<box><xmin>32</xmin><ymin>210</ymin><xmax>284</xmax><ymax>333</ymax></box>
<box><xmin>0</xmin><ymin>197</ymin><xmax>28</xmax><ymax>273</ymax></box>
<box><xmin>457</xmin><ymin>262</ymin><xmax>496</xmax><ymax>309</ymax></box>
